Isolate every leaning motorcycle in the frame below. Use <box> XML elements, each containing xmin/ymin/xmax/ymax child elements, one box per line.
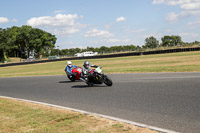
<box><xmin>66</xmin><ymin>67</ymin><xmax>82</xmax><ymax>81</ymax></box>
<box><xmin>86</xmin><ymin>66</ymin><xmax>113</xmax><ymax>87</ymax></box>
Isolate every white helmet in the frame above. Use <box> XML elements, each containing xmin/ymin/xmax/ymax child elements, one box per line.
<box><xmin>67</xmin><ymin>61</ymin><xmax>72</xmax><ymax>67</ymax></box>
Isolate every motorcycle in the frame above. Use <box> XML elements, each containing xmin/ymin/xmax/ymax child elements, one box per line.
<box><xmin>66</xmin><ymin>67</ymin><xmax>82</xmax><ymax>81</ymax></box>
<box><xmin>85</xmin><ymin>66</ymin><xmax>113</xmax><ymax>87</ymax></box>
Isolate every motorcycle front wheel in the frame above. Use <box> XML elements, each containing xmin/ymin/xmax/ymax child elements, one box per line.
<box><xmin>103</xmin><ymin>75</ymin><xmax>113</xmax><ymax>86</ymax></box>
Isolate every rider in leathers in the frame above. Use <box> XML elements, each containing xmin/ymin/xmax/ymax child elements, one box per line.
<box><xmin>65</xmin><ymin>61</ymin><xmax>78</xmax><ymax>77</ymax></box>
<box><xmin>80</xmin><ymin>61</ymin><xmax>98</xmax><ymax>85</ymax></box>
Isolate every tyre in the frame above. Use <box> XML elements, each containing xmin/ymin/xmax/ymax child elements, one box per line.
<box><xmin>68</xmin><ymin>75</ymin><xmax>75</xmax><ymax>82</ymax></box>
<box><xmin>104</xmin><ymin>76</ymin><xmax>113</xmax><ymax>86</ymax></box>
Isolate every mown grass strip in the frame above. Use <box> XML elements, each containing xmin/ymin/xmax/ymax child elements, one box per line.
<box><xmin>0</xmin><ymin>97</ymin><xmax>157</xmax><ymax>133</ymax></box>
<box><xmin>0</xmin><ymin>51</ymin><xmax>200</xmax><ymax>77</ymax></box>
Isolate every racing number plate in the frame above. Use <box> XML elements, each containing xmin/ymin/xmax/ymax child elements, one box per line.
<box><xmin>77</xmin><ymin>68</ymin><xmax>82</xmax><ymax>72</ymax></box>
<box><xmin>95</xmin><ymin>67</ymin><xmax>102</xmax><ymax>73</ymax></box>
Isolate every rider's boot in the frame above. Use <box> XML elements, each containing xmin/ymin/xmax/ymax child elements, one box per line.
<box><xmin>86</xmin><ymin>81</ymin><xmax>93</xmax><ymax>87</ymax></box>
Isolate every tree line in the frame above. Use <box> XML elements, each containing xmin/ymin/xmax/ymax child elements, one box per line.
<box><xmin>52</xmin><ymin>35</ymin><xmax>199</xmax><ymax>57</ymax></box>
<box><xmin>50</xmin><ymin>45</ymin><xmax>142</xmax><ymax>57</ymax></box>
<box><xmin>1</xmin><ymin>25</ymin><xmax>200</xmax><ymax>61</ymax></box>
<box><xmin>143</xmin><ymin>35</ymin><xmax>182</xmax><ymax>49</ymax></box>
<box><xmin>0</xmin><ymin>25</ymin><xmax>56</xmax><ymax>61</ymax></box>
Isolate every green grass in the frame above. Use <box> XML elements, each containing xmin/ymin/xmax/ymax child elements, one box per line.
<box><xmin>0</xmin><ymin>51</ymin><xmax>200</xmax><ymax>77</ymax></box>
<box><xmin>0</xmin><ymin>97</ymin><xmax>157</xmax><ymax>133</ymax></box>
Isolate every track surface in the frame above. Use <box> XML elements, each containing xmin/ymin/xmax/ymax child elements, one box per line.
<box><xmin>0</xmin><ymin>73</ymin><xmax>200</xmax><ymax>133</ymax></box>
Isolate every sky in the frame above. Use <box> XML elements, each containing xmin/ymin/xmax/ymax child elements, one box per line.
<box><xmin>0</xmin><ymin>0</ymin><xmax>200</xmax><ymax>49</ymax></box>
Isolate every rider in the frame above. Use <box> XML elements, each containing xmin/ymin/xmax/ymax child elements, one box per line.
<box><xmin>80</xmin><ymin>61</ymin><xmax>98</xmax><ymax>84</ymax></box>
<box><xmin>65</xmin><ymin>61</ymin><xmax>78</xmax><ymax>76</ymax></box>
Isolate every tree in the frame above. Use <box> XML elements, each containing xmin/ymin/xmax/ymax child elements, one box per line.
<box><xmin>29</xmin><ymin>28</ymin><xmax>43</xmax><ymax>58</ymax></box>
<box><xmin>0</xmin><ymin>25</ymin><xmax>57</xmax><ymax>61</ymax></box>
<box><xmin>50</xmin><ymin>49</ymin><xmax>60</xmax><ymax>56</ymax></box>
<box><xmin>15</xmin><ymin>26</ymin><xmax>56</xmax><ymax>59</ymax></box>
<box><xmin>39</xmin><ymin>31</ymin><xmax>56</xmax><ymax>58</ymax></box>
<box><xmin>60</xmin><ymin>49</ymin><xmax>69</xmax><ymax>56</ymax></box>
<box><xmin>123</xmin><ymin>45</ymin><xmax>137</xmax><ymax>51</ymax></box>
<box><xmin>68</xmin><ymin>48</ymin><xmax>76</xmax><ymax>56</ymax></box>
<box><xmin>7</xmin><ymin>26</ymin><xmax>21</xmax><ymax>57</ymax></box>
<box><xmin>0</xmin><ymin>28</ymin><xmax>12</xmax><ymax>61</ymax></box>
<box><xmin>173</xmin><ymin>36</ymin><xmax>182</xmax><ymax>46</ymax></box>
<box><xmin>99</xmin><ymin>46</ymin><xmax>108</xmax><ymax>54</ymax></box>
<box><xmin>193</xmin><ymin>41</ymin><xmax>200</xmax><ymax>44</ymax></box>
<box><xmin>0</xmin><ymin>28</ymin><xmax>6</xmax><ymax>61</ymax></box>
<box><xmin>161</xmin><ymin>35</ymin><xmax>182</xmax><ymax>47</ymax></box>
<box><xmin>143</xmin><ymin>36</ymin><xmax>159</xmax><ymax>49</ymax></box>
<box><xmin>17</xmin><ymin>25</ymin><xmax>33</xmax><ymax>58</ymax></box>
<box><xmin>86</xmin><ymin>46</ymin><xmax>95</xmax><ymax>52</ymax></box>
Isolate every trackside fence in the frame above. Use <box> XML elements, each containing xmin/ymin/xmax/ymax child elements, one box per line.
<box><xmin>0</xmin><ymin>47</ymin><xmax>200</xmax><ymax>67</ymax></box>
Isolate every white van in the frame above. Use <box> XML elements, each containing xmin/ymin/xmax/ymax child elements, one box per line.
<box><xmin>74</xmin><ymin>51</ymin><xmax>98</xmax><ymax>57</ymax></box>
<box><xmin>82</xmin><ymin>51</ymin><xmax>98</xmax><ymax>57</ymax></box>
<box><xmin>74</xmin><ymin>53</ymin><xmax>84</xmax><ymax>57</ymax></box>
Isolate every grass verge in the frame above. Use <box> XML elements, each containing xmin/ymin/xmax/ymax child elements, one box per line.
<box><xmin>0</xmin><ymin>97</ymin><xmax>157</xmax><ymax>133</ymax></box>
<box><xmin>0</xmin><ymin>51</ymin><xmax>200</xmax><ymax>77</ymax></box>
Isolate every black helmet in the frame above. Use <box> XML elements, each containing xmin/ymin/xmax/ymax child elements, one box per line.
<box><xmin>84</xmin><ymin>61</ymin><xmax>90</xmax><ymax>69</ymax></box>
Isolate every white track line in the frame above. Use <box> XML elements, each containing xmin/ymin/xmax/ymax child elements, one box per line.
<box><xmin>0</xmin><ymin>96</ymin><xmax>179</xmax><ymax>133</ymax></box>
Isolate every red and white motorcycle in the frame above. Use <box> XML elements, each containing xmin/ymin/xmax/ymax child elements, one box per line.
<box><xmin>67</xmin><ymin>66</ymin><xmax>113</xmax><ymax>86</ymax></box>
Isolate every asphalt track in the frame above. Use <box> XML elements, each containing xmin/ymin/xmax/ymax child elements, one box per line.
<box><xmin>0</xmin><ymin>73</ymin><xmax>200</xmax><ymax>133</ymax></box>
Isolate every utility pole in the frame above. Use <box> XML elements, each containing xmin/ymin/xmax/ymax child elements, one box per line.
<box><xmin>57</xmin><ymin>46</ymin><xmax>59</xmax><ymax>57</ymax></box>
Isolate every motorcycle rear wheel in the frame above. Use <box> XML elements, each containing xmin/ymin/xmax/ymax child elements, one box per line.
<box><xmin>68</xmin><ymin>75</ymin><xmax>75</xmax><ymax>82</ymax></box>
